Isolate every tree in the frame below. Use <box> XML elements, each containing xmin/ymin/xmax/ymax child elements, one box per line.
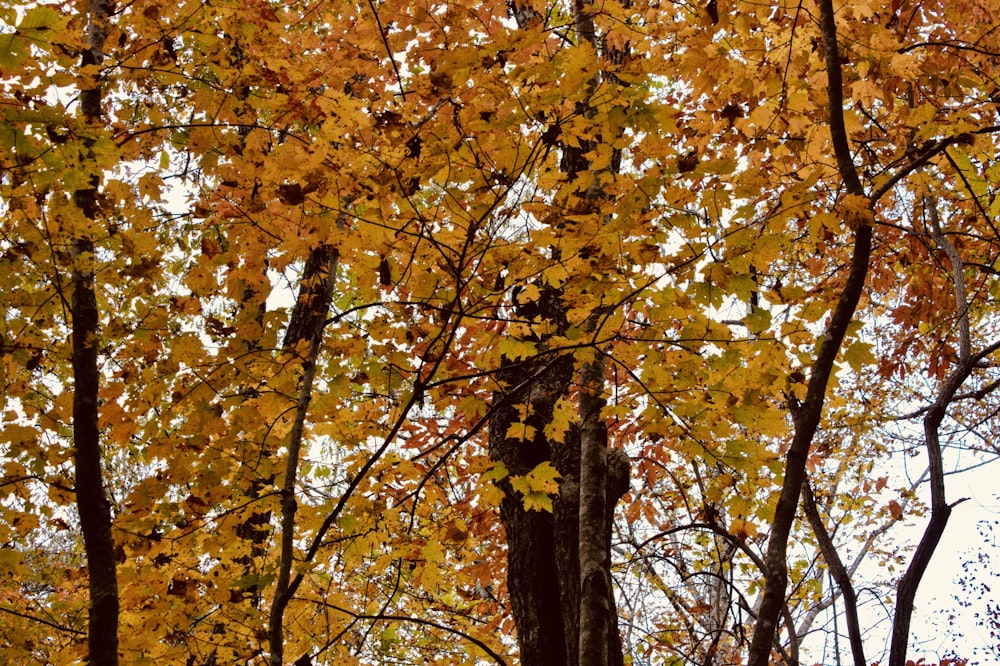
<box><xmin>70</xmin><ymin>1</ymin><xmax>119</xmax><ymax>663</ymax></box>
<box><xmin>2</xmin><ymin>0</ymin><xmax>1000</xmax><ymax>664</ymax></box>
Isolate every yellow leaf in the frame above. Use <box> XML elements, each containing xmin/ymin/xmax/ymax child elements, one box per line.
<box><xmin>510</xmin><ymin>461</ymin><xmax>562</xmax><ymax>512</ymax></box>
<box><xmin>138</xmin><ymin>173</ymin><xmax>164</xmax><ymax>201</ymax></box>
<box><xmin>422</xmin><ymin>539</ymin><xmax>445</xmax><ymax>564</ymax></box>
<box><xmin>483</xmin><ymin>461</ymin><xmax>509</xmax><ymax>483</ymax></box>
<box><xmin>730</xmin><ymin>518</ymin><xmax>758</xmax><ymax>541</ymax></box>
<box><xmin>543</xmin><ymin>397</ymin><xmax>576</xmax><ymax>444</ymax></box>
<box><xmin>498</xmin><ymin>337</ymin><xmax>537</xmax><ymax>361</ymax></box>
<box><xmin>844</xmin><ymin>340</ymin><xmax>875</xmax><ymax>374</ymax></box>
<box><xmin>840</xmin><ymin>194</ymin><xmax>875</xmax><ymax>229</ymax></box>
<box><xmin>505</xmin><ymin>422</ymin><xmax>536</xmax><ymax>442</ymax></box>
<box><xmin>520</xmin><ymin>491</ymin><xmax>554</xmax><ymax>513</ymax></box>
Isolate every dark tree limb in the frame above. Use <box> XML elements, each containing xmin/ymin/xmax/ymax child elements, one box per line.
<box><xmin>887</xmin><ymin>290</ymin><xmax>1000</xmax><ymax>664</ymax></box>
<box><xmin>269</xmin><ymin>246</ymin><xmax>340</xmax><ymax>666</ymax></box>
<box><xmin>801</xmin><ymin>481</ymin><xmax>866</xmax><ymax>666</ymax></box>
<box><xmin>746</xmin><ymin>0</ymin><xmax>872</xmax><ymax>662</ymax></box>
<box><xmin>72</xmin><ymin>1</ymin><xmax>119</xmax><ymax>664</ymax></box>
<box><xmin>888</xmin><ymin>197</ymin><xmax>998</xmax><ymax>666</ymax></box>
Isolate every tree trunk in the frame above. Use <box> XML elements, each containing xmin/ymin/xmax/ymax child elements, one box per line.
<box><xmin>72</xmin><ymin>2</ymin><xmax>118</xmax><ymax>664</ymax></box>
<box><xmin>268</xmin><ymin>245</ymin><xmax>340</xmax><ymax>666</ymax></box>
<box><xmin>495</xmin><ymin>2</ymin><xmax>629</xmax><ymax>663</ymax></box>
<box><xmin>746</xmin><ymin>0</ymin><xmax>872</xmax><ymax>661</ymax></box>
<box><xmin>489</xmin><ymin>287</ymin><xmax>628</xmax><ymax>666</ymax></box>
<box><xmin>490</xmin><ymin>290</ymin><xmax>578</xmax><ymax>665</ymax></box>
<box><xmin>578</xmin><ymin>350</ymin><xmax>611</xmax><ymax>666</ymax></box>
<box><xmin>886</xmin><ymin>255</ymin><xmax>1000</xmax><ymax>666</ymax></box>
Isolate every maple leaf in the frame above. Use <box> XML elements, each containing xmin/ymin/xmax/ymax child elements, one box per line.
<box><xmin>509</xmin><ymin>462</ymin><xmax>562</xmax><ymax>513</ymax></box>
<box><xmin>840</xmin><ymin>193</ymin><xmax>875</xmax><ymax>229</ymax></box>
<box><xmin>888</xmin><ymin>500</ymin><xmax>904</xmax><ymax>521</ymax></box>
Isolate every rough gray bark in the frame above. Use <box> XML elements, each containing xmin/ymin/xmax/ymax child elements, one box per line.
<box><xmin>578</xmin><ymin>349</ymin><xmax>612</xmax><ymax>666</ymax></box>
<box><xmin>72</xmin><ymin>1</ymin><xmax>119</xmax><ymax>664</ymax></box>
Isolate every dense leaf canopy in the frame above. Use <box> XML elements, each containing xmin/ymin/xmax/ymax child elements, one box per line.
<box><xmin>2</xmin><ymin>0</ymin><xmax>1000</xmax><ymax>664</ymax></box>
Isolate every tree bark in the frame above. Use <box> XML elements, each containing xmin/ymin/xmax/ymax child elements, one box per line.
<box><xmin>489</xmin><ymin>286</ymin><xmax>628</xmax><ymax>666</ymax></box>
<box><xmin>579</xmin><ymin>349</ymin><xmax>613</xmax><ymax>666</ymax></box>
<box><xmin>494</xmin><ymin>3</ymin><xmax>628</xmax><ymax>664</ymax></box>
<box><xmin>490</xmin><ymin>290</ymin><xmax>579</xmax><ymax>666</ymax></box>
<box><xmin>72</xmin><ymin>1</ymin><xmax>119</xmax><ymax>664</ymax></box>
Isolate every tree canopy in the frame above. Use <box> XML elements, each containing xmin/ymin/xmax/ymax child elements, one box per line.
<box><xmin>2</xmin><ymin>0</ymin><xmax>1000</xmax><ymax>664</ymax></box>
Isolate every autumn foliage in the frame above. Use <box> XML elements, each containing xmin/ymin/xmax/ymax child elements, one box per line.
<box><xmin>2</xmin><ymin>0</ymin><xmax>1000</xmax><ymax>664</ymax></box>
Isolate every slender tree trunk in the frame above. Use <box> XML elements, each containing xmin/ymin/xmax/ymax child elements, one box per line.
<box><xmin>568</xmin><ymin>0</ymin><xmax>628</xmax><ymax>660</ymax></box>
<box><xmin>747</xmin><ymin>0</ymin><xmax>871</xmax><ymax>662</ymax></box>
<box><xmin>72</xmin><ymin>2</ymin><xmax>118</xmax><ymax>664</ymax></box>
<box><xmin>887</xmin><ymin>206</ymin><xmax>997</xmax><ymax>666</ymax></box>
<box><xmin>72</xmin><ymin>242</ymin><xmax>119</xmax><ymax>666</ymax></box>
<box><xmin>801</xmin><ymin>482</ymin><xmax>865</xmax><ymax>666</ymax></box>
<box><xmin>269</xmin><ymin>245</ymin><xmax>340</xmax><ymax>666</ymax></box>
<box><xmin>232</xmin><ymin>149</ymin><xmax>274</xmax><ymax>610</ymax></box>
<box><xmin>578</xmin><ymin>349</ymin><xmax>612</xmax><ymax>666</ymax></box>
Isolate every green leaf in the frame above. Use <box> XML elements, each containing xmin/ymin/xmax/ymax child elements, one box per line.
<box><xmin>844</xmin><ymin>340</ymin><xmax>875</xmax><ymax>374</ymax></box>
<box><xmin>0</xmin><ymin>33</ymin><xmax>26</xmax><ymax>69</ymax></box>
<box><xmin>19</xmin><ymin>6</ymin><xmax>61</xmax><ymax>31</ymax></box>
<box><xmin>482</xmin><ymin>461</ymin><xmax>509</xmax><ymax>483</ymax></box>
<box><xmin>950</xmin><ymin>148</ymin><xmax>987</xmax><ymax>198</ymax></box>
<box><xmin>498</xmin><ymin>336</ymin><xmax>537</xmax><ymax>361</ymax></box>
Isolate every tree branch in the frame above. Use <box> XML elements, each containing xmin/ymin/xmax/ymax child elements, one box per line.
<box><xmin>268</xmin><ymin>247</ymin><xmax>339</xmax><ymax>666</ymax></box>
<box><xmin>801</xmin><ymin>481</ymin><xmax>866</xmax><ymax>666</ymax></box>
<box><xmin>888</xmin><ymin>328</ymin><xmax>1000</xmax><ymax>662</ymax></box>
<box><xmin>72</xmin><ymin>2</ymin><xmax>118</xmax><ymax>664</ymax></box>
<box><xmin>747</xmin><ymin>0</ymin><xmax>873</xmax><ymax>661</ymax></box>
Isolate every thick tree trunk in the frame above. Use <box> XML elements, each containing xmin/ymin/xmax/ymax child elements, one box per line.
<box><xmin>496</xmin><ymin>2</ymin><xmax>628</xmax><ymax>663</ymax></box>
<box><xmin>489</xmin><ymin>288</ymin><xmax>627</xmax><ymax>666</ymax></box>
<box><xmin>73</xmin><ymin>1</ymin><xmax>119</xmax><ymax>664</ymax></box>
<box><xmin>490</xmin><ymin>297</ymin><xmax>578</xmax><ymax>665</ymax></box>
